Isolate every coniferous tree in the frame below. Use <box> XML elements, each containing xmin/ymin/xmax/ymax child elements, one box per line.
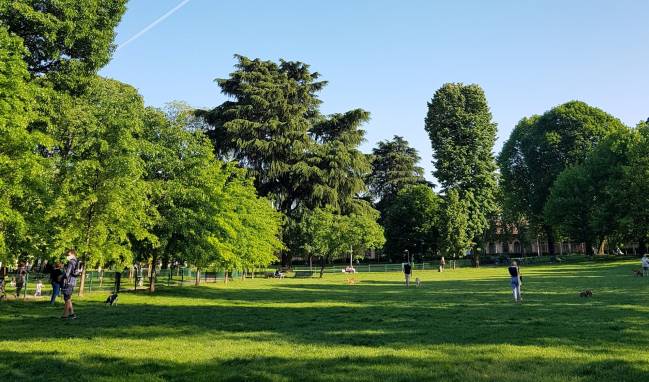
<box><xmin>367</xmin><ymin>136</ymin><xmax>427</xmax><ymax>210</ymax></box>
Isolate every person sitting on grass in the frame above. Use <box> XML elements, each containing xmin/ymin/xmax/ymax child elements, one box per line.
<box><xmin>508</xmin><ymin>261</ymin><xmax>522</xmax><ymax>303</ymax></box>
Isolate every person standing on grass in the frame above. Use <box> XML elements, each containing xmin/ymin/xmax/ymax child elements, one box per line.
<box><xmin>508</xmin><ymin>261</ymin><xmax>522</xmax><ymax>303</ymax></box>
<box><xmin>49</xmin><ymin>262</ymin><xmax>63</xmax><ymax>304</ymax></box>
<box><xmin>403</xmin><ymin>261</ymin><xmax>412</xmax><ymax>287</ymax></box>
<box><xmin>14</xmin><ymin>263</ymin><xmax>27</xmax><ymax>298</ymax></box>
<box><xmin>440</xmin><ymin>256</ymin><xmax>446</xmax><ymax>272</ymax></box>
<box><xmin>61</xmin><ymin>250</ymin><xmax>81</xmax><ymax>319</ymax></box>
<box><xmin>642</xmin><ymin>254</ymin><xmax>649</xmax><ymax>277</ymax></box>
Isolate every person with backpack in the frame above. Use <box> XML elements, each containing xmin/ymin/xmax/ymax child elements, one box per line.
<box><xmin>61</xmin><ymin>249</ymin><xmax>82</xmax><ymax>319</ymax></box>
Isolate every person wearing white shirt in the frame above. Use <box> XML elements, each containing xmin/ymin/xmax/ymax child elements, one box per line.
<box><xmin>641</xmin><ymin>254</ymin><xmax>649</xmax><ymax>277</ymax></box>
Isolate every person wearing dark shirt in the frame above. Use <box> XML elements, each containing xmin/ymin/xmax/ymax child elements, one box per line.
<box><xmin>508</xmin><ymin>261</ymin><xmax>522</xmax><ymax>303</ymax></box>
<box><xmin>15</xmin><ymin>263</ymin><xmax>27</xmax><ymax>298</ymax></box>
<box><xmin>403</xmin><ymin>262</ymin><xmax>413</xmax><ymax>287</ymax></box>
<box><xmin>61</xmin><ymin>250</ymin><xmax>81</xmax><ymax>319</ymax></box>
<box><xmin>49</xmin><ymin>262</ymin><xmax>63</xmax><ymax>304</ymax></box>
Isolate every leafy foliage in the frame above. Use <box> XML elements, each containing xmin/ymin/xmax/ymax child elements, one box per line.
<box><xmin>425</xmin><ymin>83</ymin><xmax>498</xmax><ymax>258</ymax></box>
<box><xmin>0</xmin><ymin>0</ymin><xmax>127</xmax><ymax>91</ymax></box>
<box><xmin>367</xmin><ymin>135</ymin><xmax>427</xmax><ymax>210</ymax></box>
<box><xmin>382</xmin><ymin>185</ymin><xmax>440</xmax><ymax>260</ymax></box>
<box><xmin>498</xmin><ymin>101</ymin><xmax>626</xmax><ymax>253</ymax></box>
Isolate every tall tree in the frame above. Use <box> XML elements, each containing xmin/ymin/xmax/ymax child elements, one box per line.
<box><xmin>498</xmin><ymin>101</ymin><xmax>626</xmax><ymax>254</ymax></box>
<box><xmin>199</xmin><ymin>55</ymin><xmax>324</xmax><ymax>214</ymax></box>
<box><xmin>0</xmin><ymin>26</ymin><xmax>50</xmax><ymax>263</ymax></box>
<box><xmin>0</xmin><ymin>0</ymin><xmax>127</xmax><ymax>91</ymax></box>
<box><xmin>367</xmin><ymin>136</ymin><xmax>427</xmax><ymax>210</ymax></box>
<box><xmin>201</xmin><ymin>56</ymin><xmax>380</xmax><ymax>264</ymax></box>
<box><xmin>45</xmin><ymin>77</ymin><xmax>155</xmax><ymax>294</ymax></box>
<box><xmin>425</xmin><ymin>83</ymin><xmax>498</xmax><ymax>263</ymax></box>
<box><xmin>382</xmin><ymin>185</ymin><xmax>440</xmax><ymax>260</ymax></box>
<box><xmin>139</xmin><ymin>105</ymin><xmax>282</xmax><ymax>290</ymax></box>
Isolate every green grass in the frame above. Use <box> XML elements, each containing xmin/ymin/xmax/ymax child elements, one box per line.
<box><xmin>2</xmin><ymin>261</ymin><xmax>649</xmax><ymax>381</ymax></box>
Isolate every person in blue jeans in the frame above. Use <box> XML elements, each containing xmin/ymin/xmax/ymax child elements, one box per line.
<box><xmin>49</xmin><ymin>262</ymin><xmax>63</xmax><ymax>304</ymax></box>
<box><xmin>508</xmin><ymin>261</ymin><xmax>522</xmax><ymax>303</ymax></box>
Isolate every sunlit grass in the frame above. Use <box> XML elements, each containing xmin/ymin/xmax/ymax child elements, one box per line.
<box><xmin>1</xmin><ymin>260</ymin><xmax>648</xmax><ymax>381</ymax></box>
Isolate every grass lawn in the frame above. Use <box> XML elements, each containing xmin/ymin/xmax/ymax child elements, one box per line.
<box><xmin>1</xmin><ymin>260</ymin><xmax>649</xmax><ymax>381</ymax></box>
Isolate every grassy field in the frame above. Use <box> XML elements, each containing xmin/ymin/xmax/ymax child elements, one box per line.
<box><xmin>1</xmin><ymin>260</ymin><xmax>648</xmax><ymax>382</ymax></box>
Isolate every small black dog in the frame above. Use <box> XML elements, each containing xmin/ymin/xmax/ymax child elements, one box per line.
<box><xmin>105</xmin><ymin>293</ymin><xmax>118</xmax><ymax>306</ymax></box>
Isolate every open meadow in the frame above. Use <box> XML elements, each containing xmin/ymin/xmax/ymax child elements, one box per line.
<box><xmin>1</xmin><ymin>260</ymin><xmax>649</xmax><ymax>382</ymax></box>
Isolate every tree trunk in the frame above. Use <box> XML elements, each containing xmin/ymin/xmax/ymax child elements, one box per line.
<box><xmin>148</xmin><ymin>254</ymin><xmax>157</xmax><ymax>293</ymax></box>
<box><xmin>195</xmin><ymin>268</ymin><xmax>201</xmax><ymax>286</ymax></box>
<box><xmin>78</xmin><ymin>267</ymin><xmax>87</xmax><ymax>296</ymax></box>
<box><xmin>598</xmin><ymin>237</ymin><xmax>607</xmax><ymax>256</ymax></box>
<box><xmin>544</xmin><ymin>225</ymin><xmax>556</xmax><ymax>255</ymax></box>
<box><xmin>224</xmin><ymin>270</ymin><xmax>228</xmax><ymax>284</ymax></box>
<box><xmin>585</xmin><ymin>239</ymin><xmax>594</xmax><ymax>256</ymax></box>
<box><xmin>638</xmin><ymin>238</ymin><xmax>647</xmax><ymax>255</ymax></box>
<box><xmin>319</xmin><ymin>256</ymin><xmax>326</xmax><ymax>278</ymax></box>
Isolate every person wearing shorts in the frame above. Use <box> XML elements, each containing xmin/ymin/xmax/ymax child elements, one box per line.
<box><xmin>508</xmin><ymin>261</ymin><xmax>522</xmax><ymax>303</ymax></box>
<box><xmin>403</xmin><ymin>262</ymin><xmax>412</xmax><ymax>287</ymax></box>
<box><xmin>61</xmin><ymin>250</ymin><xmax>80</xmax><ymax>319</ymax></box>
<box><xmin>642</xmin><ymin>254</ymin><xmax>649</xmax><ymax>277</ymax></box>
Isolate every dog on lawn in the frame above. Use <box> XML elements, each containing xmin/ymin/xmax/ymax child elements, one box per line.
<box><xmin>632</xmin><ymin>269</ymin><xmax>644</xmax><ymax>277</ymax></box>
<box><xmin>579</xmin><ymin>289</ymin><xmax>593</xmax><ymax>298</ymax></box>
<box><xmin>104</xmin><ymin>293</ymin><xmax>118</xmax><ymax>306</ymax></box>
<box><xmin>415</xmin><ymin>278</ymin><xmax>421</xmax><ymax>288</ymax></box>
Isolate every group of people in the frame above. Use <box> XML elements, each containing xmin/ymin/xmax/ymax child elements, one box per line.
<box><xmin>0</xmin><ymin>249</ymin><xmax>81</xmax><ymax>319</ymax></box>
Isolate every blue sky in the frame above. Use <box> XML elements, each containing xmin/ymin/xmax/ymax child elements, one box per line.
<box><xmin>100</xmin><ymin>0</ymin><xmax>649</xmax><ymax>181</ymax></box>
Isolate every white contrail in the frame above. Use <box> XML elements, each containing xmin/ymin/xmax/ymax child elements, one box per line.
<box><xmin>116</xmin><ymin>0</ymin><xmax>191</xmax><ymax>51</ymax></box>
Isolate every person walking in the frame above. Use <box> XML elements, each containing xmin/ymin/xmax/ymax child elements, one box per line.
<box><xmin>49</xmin><ymin>262</ymin><xmax>63</xmax><ymax>304</ymax></box>
<box><xmin>508</xmin><ymin>261</ymin><xmax>522</xmax><ymax>303</ymax></box>
<box><xmin>641</xmin><ymin>254</ymin><xmax>649</xmax><ymax>277</ymax></box>
<box><xmin>61</xmin><ymin>250</ymin><xmax>81</xmax><ymax>319</ymax></box>
<box><xmin>15</xmin><ymin>263</ymin><xmax>27</xmax><ymax>298</ymax></box>
<box><xmin>440</xmin><ymin>256</ymin><xmax>446</xmax><ymax>272</ymax></box>
<box><xmin>403</xmin><ymin>261</ymin><xmax>412</xmax><ymax>287</ymax></box>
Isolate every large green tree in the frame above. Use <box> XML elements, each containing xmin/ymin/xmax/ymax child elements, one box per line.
<box><xmin>45</xmin><ymin>77</ymin><xmax>154</xmax><ymax>294</ymax></box>
<box><xmin>367</xmin><ymin>136</ymin><xmax>427</xmax><ymax>211</ymax></box>
<box><xmin>382</xmin><ymin>185</ymin><xmax>440</xmax><ymax>260</ymax></box>
<box><xmin>300</xmin><ymin>207</ymin><xmax>384</xmax><ymax>277</ymax></box>
<box><xmin>0</xmin><ymin>0</ymin><xmax>127</xmax><ymax>91</ymax></box>
<box><xmin>139</xmin><ymin>105</ymin><xmax>282</xmax><ymax>290</ymax></box>
<box><xmin>544</xmin><ymin>129</ymin><xmax>635</xmax><ymax>255</ymax></box>
<box><xmin>425</xmin><ymin>83</ymin><xmax>498</xmax><ymax>263</ymax></box>
<box><xmin>0</xmin><ymin>26</ymin><xmax>51</xmax><ymax>263</ymax></box>
<box><xmin>201</xmin><ymin>56</ymin><xmax>380</xmax><ymax>264</ymax></box>
<box><xmin>498</xmin><ymin>101</ymin><xmax>626</xmax><ymax>254</ymax></box>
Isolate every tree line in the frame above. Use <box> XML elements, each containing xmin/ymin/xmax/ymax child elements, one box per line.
<box><xmin>2</xmin><ymin>1</ymin><xmax>647</xmax><ymax>289</ymax></box>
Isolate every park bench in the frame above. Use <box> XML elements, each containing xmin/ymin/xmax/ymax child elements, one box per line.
<box><xmin>293</xmin><ymin>270</ymin><xmax>314</xmax><ymax>278</ymax></box>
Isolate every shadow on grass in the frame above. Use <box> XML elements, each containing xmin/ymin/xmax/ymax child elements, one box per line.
<box><xmin>0</xmin><ymin>350</ymin><xmax>647</xmax><ymax>382</ymax></box>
